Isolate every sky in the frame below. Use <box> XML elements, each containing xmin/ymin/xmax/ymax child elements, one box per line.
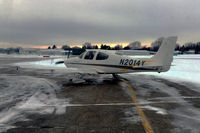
<box><xmin>0</xmin><ymin>0</ymin><xmax>200</xmax><ymax>48</ymax></box>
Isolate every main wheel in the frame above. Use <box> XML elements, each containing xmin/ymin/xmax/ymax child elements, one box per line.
<box><xmin>112</xmin><ymin>74</ymin><xmax>120</xmax><ymax>80</ymax></box>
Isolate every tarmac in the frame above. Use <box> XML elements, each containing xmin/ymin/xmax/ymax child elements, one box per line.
<box><xmin>0</xmin><ymin>55</ymin><xmax>200</xmax><ymax>133</ymax></box>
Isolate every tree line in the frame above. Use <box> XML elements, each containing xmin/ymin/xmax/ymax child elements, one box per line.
<box><xmin>61</xmin><ymin>40</ymin><xmax>200</xmax><ymax>55</ymax></box>
<box><xmin>1</xmin><ymin>39</ymin><xmax>200</xmax><ymax>55</ymax></box>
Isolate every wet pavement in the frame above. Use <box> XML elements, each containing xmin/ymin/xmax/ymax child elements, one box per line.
<box><xmin>0</xmin><ymin>55</ymin><xmax>200</xmax><ymax>133</ymax></box>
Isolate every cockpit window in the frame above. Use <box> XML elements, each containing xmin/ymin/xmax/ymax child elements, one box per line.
<box><xmin>96</xmin><ymin>52</ymin><xmax>109</xmax><ymax>60</ymax></box>
<box><xmin>79</xmin><ymin>52</ymin><xmax>85</xmax><ymax>59</ymax></box>
<box><xmin>84</xmin><ymin>51</ymin><xmax>96</xmax><ymax>60</ymax></box>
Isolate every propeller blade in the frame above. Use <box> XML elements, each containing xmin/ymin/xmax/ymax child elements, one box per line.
<box><xmin>67</xmin><ymin>49</ymin><xmax>71</xmax><ymax>58</ymax></box>
<box><xmin>55</xmin><ymin>61</ymin><xmax>64</xmax><ymax>64</ymax></box>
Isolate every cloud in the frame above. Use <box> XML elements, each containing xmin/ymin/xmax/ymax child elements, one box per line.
<box><xmin>0</xmin><ymin>0</ymin><xmax>200</xmax><ymax>47</ymax></box>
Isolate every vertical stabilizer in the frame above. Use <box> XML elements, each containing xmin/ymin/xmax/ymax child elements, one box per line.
<box><xmin>152</xmin><ymin>36</ymin><xmax>177</xmax><ymax>72</ymax></box>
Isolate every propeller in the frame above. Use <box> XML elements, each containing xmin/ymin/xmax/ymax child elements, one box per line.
<box><xmin>67</xmin><ymin>49</ymin><xmax>71</xmax><ymax>58</ymax></box>
<box><xmin>55</xmin><ymin>49</ymin><xmax>71</xmax><ymax>65</ymax></box>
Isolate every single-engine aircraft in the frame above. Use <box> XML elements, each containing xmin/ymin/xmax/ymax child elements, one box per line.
<box><xmin>56</xmin><ymin>36</ymin><xmax>177</xmax><ymax>78</ymax></box>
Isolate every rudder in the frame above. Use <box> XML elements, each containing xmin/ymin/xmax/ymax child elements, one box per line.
<box><xmin>151</xmin><ymin>36</ymin><xmax>177</xmax><ymax>72</ymax></box>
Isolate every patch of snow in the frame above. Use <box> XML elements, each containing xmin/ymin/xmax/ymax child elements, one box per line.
<box><xmin>0</xmin><ymin>75</ymin><xmax>69</xmax><ymax>132</ymax></box>
<box><xmin>142</xmin><ymin>105</ymin><xmax>167</xmax><ymax>115</ymax></box>
<box><xmin>0</xmin><ymin>54</ymin><xmax>63</xmax><ymax>58</ymax></box>
<box><xmin>130</xmin><ymin>54</ymin><xmax>200</xmax><ymax>85</ymax></box>
<box><xmin>122</xmin><ymin>107</ymin><xmax>141</xmax><ymax>124</ymax></box>
<box><xmin>171</xmin><ymin>107</ymin><xmax>200</xmax><ymax>133</ymax></box>
<box><xmin>14</xmin><ymin>58</ymin><xmax>66</xmax><ymax>69</ymax></box>
<box><xmin>122</xmin><ymin>74</ymin><xmax>200</xmax><ymax>133</ymax></box>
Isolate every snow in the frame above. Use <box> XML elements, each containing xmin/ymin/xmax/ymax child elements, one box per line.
<box><xmin>0</xmin><ymin>54</ymin><xmax>63</xmax><ymax>58</ymax></box>
<box><xmin>14</xmin><ymin>58</ymin><xmax>66</xmax><ymax>69</ymax></box>
<box><xmin>1</xmin><ymin>54</ymin><xmax>200</xmax><ymax>132</ymax></box>
<box><xmin>130</xmin><ymin>54</ymin><xmax>200</xmax><ymax>84</ymax></box>
<box><xmin>14</xmin><ymin>54</ymin><xmax>200</xmax><ymax>84</ymax></box>
<box><xmin>0</xmin><ymin>75</ymin><xmax>69</xmax><ymax>132</ymax></box>
<box><xmin>142</xmin><ymin>105</ymin><xmax>167</xmax><ymax>115</ymax></box>
<box><xmin>122</xmin><ymin>73</ymin><xmax>200</xmax><ymax>132</ymax></box>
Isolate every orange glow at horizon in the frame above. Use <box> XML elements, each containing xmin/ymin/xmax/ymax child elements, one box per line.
<box><xmin>32</xmin><ymin>45</ymin><xmax>62</xmax><ymax>49</ymax></box>
<box><xmin>142</xmin><ymin>43</ymin><xmax>151</xmax><ymax>47</ymax></box>
<box><xmin>31</xmin><ymin>42</ymin><xmax>151</xmax><ymax>49</ymax></box>
<box><xmin>93</xmin><ymin>43</ymin><xmax>129</xmax><ymax>48</ymax></box>
<box><xmin>92</xmin><ymin>42</ymin><xmax>151</xmax><ymax>48</ymax></box>
<box><xmin>32</xmin><ymin>46</ymin><xmax>48</xmax><ymax>49</ymax></box>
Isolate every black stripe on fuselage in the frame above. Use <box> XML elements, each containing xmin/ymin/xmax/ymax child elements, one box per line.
<box><xmin>67</xmin><ymin>62</ymin><xmax>158</xmax><ymax>71</ymax></box>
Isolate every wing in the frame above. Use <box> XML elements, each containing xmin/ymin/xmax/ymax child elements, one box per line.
<box><xmin>13</xmin><ymin>59</ymin><xmax>98</xmax><ymax>74</ymax></box>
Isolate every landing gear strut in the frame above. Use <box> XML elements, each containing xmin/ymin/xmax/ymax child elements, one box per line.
<box><xmin>112</xmin><ymin>74</ymin><xmax>120</xmax><ymax>80</ymax></box>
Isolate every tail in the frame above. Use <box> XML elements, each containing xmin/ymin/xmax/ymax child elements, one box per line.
<box><xmin>151</xmin><ymin>36</ymin><xmax>177</xmax><ymax>72</ymax></box>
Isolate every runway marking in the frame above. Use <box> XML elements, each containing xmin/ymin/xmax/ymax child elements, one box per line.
<box><xmin>148</xmin><ymin>96</ymin><xmax>200</xmax><ymax>100</ymax></box>
<box><xmin>33</xmin><ymin>100</ymin><xmax>192</xmax><ymax>107</ymax></box>
<box><xmin>121</xmin><ymin>78</ymin><xmax>154</xmax><ymax>133</ymax></box>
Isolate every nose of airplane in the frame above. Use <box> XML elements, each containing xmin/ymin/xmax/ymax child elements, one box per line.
<box><xmin>64</xmin><ymin>57</ymin><xmax>79</xmax><ymax>68</ymax></box>
<box><xmin>64</xmin><ymin>58</ymin><xmax>70</xmax><ymax>65</ymax></box>
<box><xmin>64</xmin><ymin>57</ymin><xmax>75</xmax><ymax>65</ymax></box>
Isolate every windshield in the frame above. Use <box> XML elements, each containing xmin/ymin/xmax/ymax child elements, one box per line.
<box><xmin>79</xmin><ymin>52</ymin><xmax>85</xmax><ymax>59</ymax></box>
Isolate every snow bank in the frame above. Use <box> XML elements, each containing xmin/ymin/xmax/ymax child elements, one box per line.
<box><xmin>0</xmin><ymin>54</ymin><xmax>63</xmax><ymax>58</ymax></box>
<box><xmin>14</xmin><ymin>58</ymin><xmax>66</xmax><ymax>69</ymax></box>
<box><xmin>130</xmin><ymin>54</ymin><xmax>200</xmax><ymax>84</ymax></box>
<box><xmin>142</xmin><ymin>105</ymin><xmax>167</xmax><ymax>115</ymax></box>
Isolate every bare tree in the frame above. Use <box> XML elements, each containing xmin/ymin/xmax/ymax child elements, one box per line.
<box><xmin>128</xmin><ymin>41</ymin><xmax>141</xmax><ymax>49</ymax></box>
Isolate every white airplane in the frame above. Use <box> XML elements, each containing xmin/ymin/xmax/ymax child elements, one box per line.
<box><xmin>56</xmin><ymin>36</ymin><xmax>177</xmax><ymax>78</ymax></box>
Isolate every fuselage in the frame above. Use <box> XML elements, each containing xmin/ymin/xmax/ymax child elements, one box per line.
<box><xmin>64</xmin><ymin>50</ymin><xmax>161</xmax><ymax>74</ymax></box>
<box><xmin>63</xmin><ymin>36</ymin><xmax>177</xmax><ymax>74</ymax></box>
